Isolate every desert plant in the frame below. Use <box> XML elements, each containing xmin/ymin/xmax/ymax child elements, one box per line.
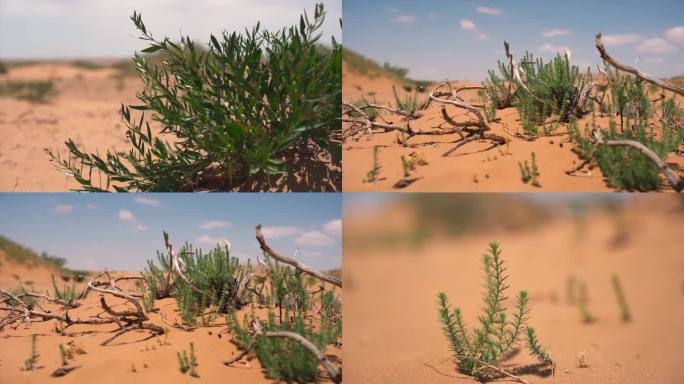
<box><xmin>518</xmin><ymin>152</ymin><xmax>541</xmax><ymax>187</ymax></box>
<box><xmin>22</xmin><ymin>334</ymin><xmax>39</xmax><ymax>371</ymax></box>
<box><xmin>177</xmin><ymin>342</ymin><xmax>199</xmax><ymax>377</ymax></box>
<box><xmin>59</xmin><ymin>344</ymin><xmax>72</xmax><ymax>366</ymax></box>
<box><xmin>51</xmin><ymin>275</ymin><xmax>76</xmax><ymax>302</ymax></box>
<box><xmin>365</xmin><ymin>146</ymin><xmax>380</xmax><ymax>183</ymax></box>
<box><xmin>0</xmin><ymin>61</ymin><xmax>8</xmax><ymax>74</ymax></box>
<box><xmin>0</xmin><ymin>80</ymin><xmax>56</xmax><ymax>103</ymax></box>
<box><xmin>401</xmin><ymin>155</ymin><xmax>414</xmax><ymax>177</ymax></box>
<box><xmin>392</xmin><ymin>85</ymin><xmax>422</xmax><ymax>116</ymax></box>
<box><xmin>577</xmin><ymin>281</ymin><xmax>594</xmax><ymax>324</ymax></box>
<box><xmin>611</xmin><ymin>274</ymin><xmax>631</xmax><ymax>322</ymax></box>
<box><xmin>437</xmin><ymin>243</ymin><xmax>552</xmax><ymax>380</ymax></box>
<box><xmin>481</xmin><ymin>61</ymin><xmax>513</xmax><ymax>121</ymax></box>
<box><xmin>47</xmin><ymin>3</ymin><xmax>341</xmax><ymax>191</ymax></box>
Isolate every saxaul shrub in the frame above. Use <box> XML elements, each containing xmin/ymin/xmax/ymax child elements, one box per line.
<box><xmin>144</xmin><ymin>242</ymin><xmax>251</xmax><ymax>325</ymax></box>
<box><xmin>437</xmin><ymin>243</ymin><xmax>552</xmax><ymax>381</ymax></box>
<box><xmin>47</xmin><ymin>3</ymin><xmax>341</xmax><ymax>191</ymax></box>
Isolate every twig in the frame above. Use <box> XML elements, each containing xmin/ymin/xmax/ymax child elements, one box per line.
<box><xmin>255</xmin><ymin>225</ymin><xmax>341</xmax><ymax>287</ymax></box>
<box><xmin>595</xmin><ymin>34</ymin><xmax>684</xmax><ymax>97</ymax></box>
<box><xmin>460</xmin><ymin>356</ymin><xmax>532</xmax><ymax>384</ymax></box>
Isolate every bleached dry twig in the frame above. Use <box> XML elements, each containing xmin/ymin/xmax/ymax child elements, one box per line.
<box><xmin>255</xmin><ymin>225</ymin><xmax>341</xmax><ymax>287</ymax></box>
<box><xmin>596</xmin><ymin>33</ymin><xmax>684</xmax><ymax>97</ymax></box>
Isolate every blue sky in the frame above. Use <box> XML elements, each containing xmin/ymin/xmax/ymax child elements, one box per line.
<box><xmin>0</xmin><ymin>193</ymin><xmax>341</xmax><ymax>272</ymax></box>
<box><xmin>344</xmin><ymin>0</ymin><xmax>684</xmax><ymax>80</ymax></box>
<box><xmin>0</xmin><ymin>0</ymin><xmax>341</xmax><ymax>59</ymax></box>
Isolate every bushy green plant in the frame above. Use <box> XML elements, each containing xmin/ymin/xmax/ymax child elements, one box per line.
<box><xmin>606</xmin><ymin>65</ymin><xmax>650</xmax><ymax>131</ymax></box>
<box><xmin>437</xmin><ymin>243</ymin><xmax>552</xmax><ymax>381</ymax></box>
<box><xmin>51</xmin><ymin>275</ymin><xmax>76</xmax><ymax>302</ymax></box>
<box><xmin>481</xmin><ymin>61</ymin><xmax>513</xmax><ymax>121</ymax></box>
<box><xmin>392</xmin><ymin>85</ymin><xmax>422</xmax><ymax>116</ymax></box>
<box><xmin>47</xmin><ymin>3</ymin><xmax>341</xmax><ymax>191</ymax></box>
<box><xmin>171</xmin><ymin>244</ymin><xmax>251</xmax><ymax>324</ymax></box>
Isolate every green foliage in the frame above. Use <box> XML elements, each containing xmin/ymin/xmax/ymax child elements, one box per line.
<box><xmin>0</xmin><ymin>80</ymin><xmax>56</xmax><ymax>103</ymax></box>
<box><xmin>401</xmin><ymin>155</ymin><xmax>412</xmax><ymax>177</ymax></box>
<box><xmin>0</xmin><ymin>61</ymin><xmax>7</xmax><ymax>74</ymax></box>
<box><xmin>611</xmin><ymin>274</ymin><xmax>631</xmax><ymax>322</ymax></box>
<box><xmin>365</xmin><ymin>146</ymin><xmax>380</xmax><ymax>183</ymax></box>
<box><xmin>59</xmin><ymin>344</ymin><xmax>73</xmax><ymax>366</ymax></box>
<box><xmin>51</xmin><ymin>275</ymin><xmax>77</xmax><ymax>302</ymax></box>
<box><xmin>437</xmin><ymin>243</ymin><xmax>552</xmax><ymax>380</ymax></box>
<box><xmin>177</xmin><ymin>342</ymin><xmax>199</xmax><ymax>377</ymax></box>
<box><xmin>392</xmin><ymin>85</ymin><xmax>422</xmax><ymax>116</ymax></box>
<box><xmin>606</xmin><ymin>66</ymin><xmax>650</xmax><ymax>131</ymax></box>
<box><xmin>383</xmin><ymin>62</ymin><xmax>409</xmax><ymax>79</ymax></box>
<box><xmin>48</xmin><ymin>4</ymin><xmax>341</xmax><ymax>191</ymax></box>
<box><xmin>481</xmin><ymin>61</ymin><xmax>513</xmax><ymax>121</ymax></box>
<box><xmin>22</xmin><ymin>335</ymin><xmax>39</xmax><ymax>371</ymax></box>
<box><xmin>518</xmin><ymin>152</ymin><xmax>541</xmax><ymax>187</ymax></box>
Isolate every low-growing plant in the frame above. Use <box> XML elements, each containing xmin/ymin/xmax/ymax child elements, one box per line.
<box><xmin>518</xmin><ymin>152</ymin><xmax>541</xmax><ymax>187</ymax></box>
<box><xmin>177</xmin><ymin>342</ymin><xmax>199</xmax><ymax>377</ymax></box>
<box><xmin>51</xmin><ymin>275</ymin><xmax>77</xmax><ymax>302</ymax></box>
<box><xmin>401</xmin><ymin>155</ymin><xmax>414</xmax><ymax>177</ymax></box>
<box><xmin>578</xmin><ymin>281</ymin><xmax>594</xmax><ymax>324</ymax></box>
<box><xmin>611</xmin><ymin>274</ymin><xmax>631</xmax><ymax>322</ymax></box>
<box><xmin>22</xmin><ymin>334</ymin><xmax>39</xmax><ymax>371</ymax></box>
<box><xmin>59</xmin><ymin>344</ymin><xmax>72</xmax><ymax>366</ymax></box>
<box><xmin>0</xmin><ymin>61</ymin><xmax>8</xmax><ymax>74</ymax></box>
<box><xmin>365</xmin><ymin>146</ymin><xmax>380</xmax><ymax>183</ymax></box>
<box><xmin>392</xmin><ymin>85</ymin><xmax>422</xmax><ymax>116</ymax></box>
<box><xmin>437</xmin><ymin>243</ymin><xmax>552</xmax><ymax>381</ymax></box>
<box><xmin>47</xmin><ymin>3</ymin><xmax>341</xmax><ymax>191</ymax></box>
<box><xmin>0</xmin><ymin>80</ymin><xmax>56</xmax><ymax>103</ymax></box>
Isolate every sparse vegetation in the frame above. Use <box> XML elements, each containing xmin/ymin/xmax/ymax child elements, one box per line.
<box><xmin>437</xmin><ymin>242</ymin><xmax>552</xmax><ymax>381</ymax></box>
<box><xmin>51</xmin><ymin>275</ymin><xmax>77</xmax><ymax>302</ymax></box>
<box><xmin>365</xmin><ymin>146</ymin><xmax>380</xmax><ymax>183</ymax></box>
<box><xmin>611</xmin><ymin>274</ymin><xmax>631</xmax><ymax>322</ymax></box>
<box><xmin>518</xmin><ymin>152</ymin><xmax>541</xmax><ymax>187</ymax></box>
<box><xmin>177</xmin><ymin>342</ymin><xmax>199</xmax><ymax>377</ymax></box>
<box><xmin>0</xmin><ymin>80</ymin><xmax>56</xmax><ymax>103</ymax></box>
<box><xmin>22</xmin><ymin>334</ymin><xmax>39</xmax><ymax>371</ymax></box>
<box><xmin>47</xmin><ymin>4</ymin><xmax>341</xmax><ymax>191</ymax></box>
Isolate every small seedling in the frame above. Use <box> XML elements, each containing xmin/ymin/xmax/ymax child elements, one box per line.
<box><xmin>365</xmin><ymin>146</ymin><xmax>380</xmax><ymax>183</ymax></box>
<box><xmin>436</xmin><ymin>243</ymin><xmax>552</xmax><ymax>381</ymax></box>
<box><xmin>518</xmin><ymin>152</ymin><xmax>541</xmax><ymax>187</ymax></box>
<box><xmin>576</xmin><ymin>350</ymin><xmax>588</xmax><ymax>368</ymax></box>
<box><xmin>401</xmin><ymin>155</ymin><xmax>413</xmax><ymax>177</ymax></box>
<box><xmin>22</xmin><ymin>334</ymin><xmax>39</xmax><ymax>371</ymax></box>
<box><xmin>51</xmin><ymin>274</ymin><xmax>76</xmax><ymax>302</ymax></box>
<box><xmin>611</xmin><ymin>274</ymin><xmax>631</xmax><ymax>322</ymax></box>
<box><xmin>59</xmin><ymin>344</ymin><xmax>73</xmax><ymax>366</ymax></box>
<box><xmin>578</xmin><ymin>281</ymin><xmax>594</xmax><ymax>324</ymax></box>
<box><xmin>177</xmin><ymin>343</ymin><xmax>198</xmax><ymax>377</ymax></box>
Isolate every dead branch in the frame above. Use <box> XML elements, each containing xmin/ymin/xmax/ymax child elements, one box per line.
<box><xmin>255</xmin><ymin>225</ymin><xmax>341</xmax><ymax>288</ymax></box>
<box><xmin>163</xmin><ymin>231</ymin><xmax>209</xmax><ymax>299</ymax></box>
<box><xmin>596</xmin><ymin>34</ymin><xmax>684</xmax><ymax>97</ymax></box>
<box><xmin>460</xmin><ymin>355</ymin><xmax>532</xmax><ymax>384</ymax></box>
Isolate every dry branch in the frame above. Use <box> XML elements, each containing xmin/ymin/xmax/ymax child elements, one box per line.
<box><xmin>163</xmin><ymin>231</ymin><xmax>209</xmax><ymax>299</ymax></box>
<box><xmin>596</xmin><ymin>34</ymin><xmax>684</xmax><ymax>97</ymax></box>
<box><xmin>255</xmin><ymin>225</ymin><xmax>341</xmax><ymax>287</ymax></box>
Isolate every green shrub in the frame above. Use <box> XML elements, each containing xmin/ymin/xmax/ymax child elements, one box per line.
<box><xmin>51</xmin><ymin>275</ymin><xmax>76</xmax><ymax>302</ymax></box>
<box><xmin>177</xmin><ymin>342</ymin><xmax>199</xmax><ymax>377</ymax></box>
<box><xmin>0</xmin><ymin>61</ymin><xmax>8</xmax><ymax>74</ymax></box>
<box><xmin>47</xmin><ymin>3</ymin><xmax>341</xmax><ymax>191</ymax></box>
<box><xmin>437</xmin><ymin>243</ymin><xmax>552</xmax><ymax>380</ymax></box>
<box><xmin>518</xmin><ymin>152</ymin><xmax>541</xmax><ymax>187</ymax></box>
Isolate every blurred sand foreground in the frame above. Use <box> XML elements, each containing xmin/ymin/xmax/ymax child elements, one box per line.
<box><xmin>343</xmin><ymin>194</ymin><xmax>684</xmax><ymax>383</ymax></box>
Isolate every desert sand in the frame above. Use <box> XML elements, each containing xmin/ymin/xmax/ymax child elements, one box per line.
<box><xmin>343</xmin><ymin>195</ymin><xmax>684</xmax><ymax>383</ymax></box>
<box><xmin>0</xmin><ymin>63</ymin><xmax>146</xmax><ymax>192</ymax></box>
<box><xmin>342</xmin><ymin>66</ymin><xmax>684</xmax><ymax>192</ymax></box>
<box><xmin>0</xmin><ymin>251</ymin><xmax>341</xmax><ymax>383</ymax></box>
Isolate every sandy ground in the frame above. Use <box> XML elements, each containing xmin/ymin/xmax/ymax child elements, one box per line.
<box><xmin>0</xmin><ymin>63</ymin><xmax>341</xmax><ymax>192</ymax></box>
<box><xmin>342</xmin><ymin>67</ymin><xmax>684</xmax><ymax>192</ymax></box>
<box><xmin>0</xmin><ymin>252</ymin><xmax>341</xmax><ymax>383</ymax></box>
<box><xmin>343</xmin><ymin>195</ymin><xmax>684</xmax><ymax>383</ymax></box>
<box><xmin>0</xmin><ymin>63</ymin><xmax>145</xmax><ymax>192</ymax></box>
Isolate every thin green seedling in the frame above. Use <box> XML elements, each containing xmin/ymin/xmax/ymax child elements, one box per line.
<box><xmin>518</xmin><ymin>152</ymin><xmax>541</xmax><ymax>187</ymax></box>
<box><xmin>611</xmin><ymin>274</ymin><xmax>631</xmax><ymax>322</ymax></box>
<box><xmin>436</xmin><ymin>243</ymin><xmax>553</xmax><ymax>381</ymax></box>
<box><xmin>578</xmin><ymin>280</ymin><xmax>594</xmax><ymax>324</ymax></box>
<box><xmin>365</xmin><ymin>146</ymin><xmax>380</xmax><ymax>183</ymax></box>
<box><xmin>22</xmin><ymin>334</ymin><xmax>39</xmax><ymax>371</ymax></box>
<box><xmin>177</xmin><ymin>342</ymin><xmax>199</xmax><ymax>377</ymax></box>
<box><xmin>401</xmin><ymin>155</ymin><xmax>413</xmax><ymax>177</ymax></box>
<box><xmin>59</xmin><ymin>344</ymin><xmax>73</xmax><ymax>366</ymax></box>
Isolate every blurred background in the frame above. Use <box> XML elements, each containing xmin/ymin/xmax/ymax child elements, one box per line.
<box><xmin>343</xmin><ymin>193</ymin><xmax>684</xmax><ymax>384</ymax></box>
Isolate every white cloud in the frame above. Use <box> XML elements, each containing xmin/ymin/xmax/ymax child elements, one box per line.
<box><xmin>637</xmin><ymin>37</ymin><xmax>677</xmax><ymax>53</ymax></box>
<box><xmin>197</xmin><ymin>235</ymin><xmax>231</xmax><ymax>248</ymax></box>
<box><xmin>475</xmin><ymin>6</ymin><xmax>502</xmax><ymax>15</ymax></box>
<box><xmin>664</xmin><ymin>26</ymin><xmax>684</xmax><ymax>45</ymax></box>
<box><xmin>460</xmin><ymin>19</ymin><xmax>476</xmax><ymax>31</ymax></box>
<box><xmin>133</xmin><ymin>197</ymin><xmax>160</xmax><ymax>206</ymax></box>
<box><xmin>295</xmin><ymin>230</ymin><xmax>333</xmax><ymax>246</ymax></box>
<box><xmin>199</xmin><ymin>220</ymin><xmax>232</xmax><ymax>229</ymax></box>
<box><xmin>118</xmin><ymin>209</ymin><xmax>135</xmax><ymax>221</ymax></box>
<box><xmin>539</xmin><ymin>43</ymin><xmax>572</xmax><ymax>58</ymax></box>
<box><xmin>260</xmin><ymin>226</ymin><xmax>300</xmax><ymax>238</ymax></box>
<box><xmin>53</xmin><ymin>204</ymin><xmax>73</xmax><ymax>213</ymax></box>
<box><xmin>396</xmin><ymin>14</ymin><xmax>415</xmax><ymax>24</ymax></box>
<box><xmin>601</xmin><ymin>34</ymin><xmax>642</xmax><ymax>46</ymax></box>
<box><xmin>478</xmin><ymin>33</ymin><xmax>489</xmax><ymax>40</ymax></box>
<box><xmin>542</xmin><ymin>29</ymin><xmax>573</xmax><ymax>38</ymax></box>
<box><xmin>135</xmin><ymin>223</ymin><xmax>148</xmax><ymax>232</ymax></box>
<box><xmin>323</xmin><ymin>219</ymin><xmax>342</xmax><ymax>236</ymax></box>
